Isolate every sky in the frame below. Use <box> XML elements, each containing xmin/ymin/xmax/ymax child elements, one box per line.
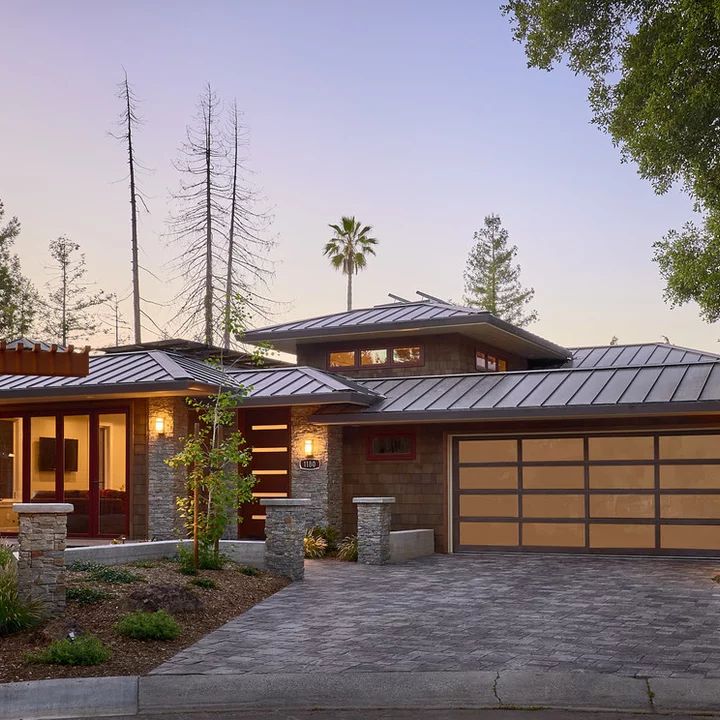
<box><xmin>1</xmin><ymin>1</ymin><xmax>714</xmax><ymax>355</ymax></box>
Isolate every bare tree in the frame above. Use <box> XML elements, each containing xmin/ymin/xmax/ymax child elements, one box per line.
<box><xmin>168</xmin><ymin>84</ymin><xmax>227</xmax><ymax>345</ymax></box>
<box><xmin>169</xmin><ymin>87</ymin><xmax>274</xmax><ymax>347</ymax></box>
<box><xmin>221</xmin><ymin>101</ymin><xmax>274</xmax><ymax>349</ymax></box>
<box><xmin>43</xmin><ymin>236</ymin><xmax>107</xmax><ymax>345</ymax></box>
<box><xmin>112</xmin><ymin>70</ymin><xmax>147</xmax><ymax>344</ymax></box>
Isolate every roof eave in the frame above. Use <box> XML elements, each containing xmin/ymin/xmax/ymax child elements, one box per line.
<box><xmin>309</xmin><ymin>401</ymin><xmax>720</xmax><ymax>425</ymax></box>
<box><xmin>242</xmin><ymin>391</ymin><xmax>377</xmax><ymax>408</ymax></box>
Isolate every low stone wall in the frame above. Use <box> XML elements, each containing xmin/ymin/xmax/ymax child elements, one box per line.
<box><xmin>65</xmin><ymin>540</ymin><xmax>266</xmax><ymax>569</ymax></box>
<box><xmin>389</xmin><ymin>529</ymin><xmax>435</xmax><ymax>563</ymax></box>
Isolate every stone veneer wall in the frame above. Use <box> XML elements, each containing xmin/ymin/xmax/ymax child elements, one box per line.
<box><xmin>147</xmin><ymin>396</ymin><xmax>189</xmax><ymax>540</ymax></box>
<box><xmin>290</xmin><ymin>405</ymin><xmax>342</xmax><ymax>531</ymax></box>
<box><xmin>342</xmin><ymin>424</ymin><xmax>447</xmax><ymax>552</ymax></box>
<box><xmin>131</xmin><ymin>398</ymin><xmax>149</xmax><ymax>539</ymax></box>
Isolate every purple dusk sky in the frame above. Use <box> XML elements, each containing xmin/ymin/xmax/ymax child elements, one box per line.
<box><xmin>1</xmin><ymin>1</ymin><xmax>712</xmax><ymax>352</ymax></box>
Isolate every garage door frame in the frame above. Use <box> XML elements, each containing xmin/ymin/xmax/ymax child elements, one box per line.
<box><xmin>450</xmin><ymin>429</ymin><xmax>720</xmax><ymax>556</ymax></box>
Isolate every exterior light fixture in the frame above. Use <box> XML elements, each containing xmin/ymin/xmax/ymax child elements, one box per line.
<box><xmin>304</xmin><ymin>438</ymin><xmax>314</xmax><ymax>458</ymax></box>
<box><xmin>155</xmin><ymin>416</ymin><xmax>165</xmax><ymax>436</ymax></box>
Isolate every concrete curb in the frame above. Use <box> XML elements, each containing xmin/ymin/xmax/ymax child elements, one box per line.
<box><xmin>3</xmin><ymin>669</ymin><xmax>720</xmax><ymax>719</ymax></box>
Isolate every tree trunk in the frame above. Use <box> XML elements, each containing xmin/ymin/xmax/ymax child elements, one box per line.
<box><xmin>223</xmin><ymin>103</ymin><xmax>239</xmax><ymax>351</ymax></box>
<box><xmin>204</xmin><ymin>90</ymin><xmax>213</xmax><ymax>346</ymax></box>
<box><xmin>347</xmin><ymin>261</ymin><xmax>353</xmax><ymax>311</ymax></box>
<box><xmin>124</xmin><ymin>76</ymin><xmax>142</xmax><ymax>345</ymax></box>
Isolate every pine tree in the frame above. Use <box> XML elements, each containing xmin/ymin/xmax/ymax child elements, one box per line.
<box><xmin>463</xmin><ymin>214</ymin><xmax>538</xmax><ymax>327</ymax></box>
<box><xmin>0</xmin><ymin>199</ymin><xmax>38</xmax><ymax>338</ymax></box>
<box><xmin>43</xmin><ymin>236</ymin><xmax>107</xmax><ymax>345</ymax></box>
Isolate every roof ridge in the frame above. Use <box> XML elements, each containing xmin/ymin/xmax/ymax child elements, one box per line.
<box><xmin>570</xmin><ymin>342</ymin><xmax>720</xmax><ymax>357</ymax></box>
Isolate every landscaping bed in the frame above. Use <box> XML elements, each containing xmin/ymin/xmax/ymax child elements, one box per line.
<box><xmin>0</xmin><ymin>558</ymin><xmax>288</xmax><ymax>683</ymax></box>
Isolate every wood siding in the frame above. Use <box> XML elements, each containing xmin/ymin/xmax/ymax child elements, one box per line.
<box><xmin>297</xmin><ymin>333</ymin><xmax>528</xmax><ymax>378</ymax></box>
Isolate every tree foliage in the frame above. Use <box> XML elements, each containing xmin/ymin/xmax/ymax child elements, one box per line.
<box><xmin>42</xmin><ymin>236</ymin><xmax>107</xmax><ymax>345</ymax></box>
<box><xmin>502</xmin><ymin>0</ymin><xmax>720</xmax><ymax>321</ymax></box>
<box><xmin>323</xmin><ymin>216</ymin><xmax>378</xmax><ymax>311</ymax></box>
<box><xmin>463</xmin><ymin>214</ymin><xmax>538</xmax><ymax>327</ymax></box>
<box><xmin>0</xmin><ymin>200</ymin><xmax>38</xmax><ymax>339</ymax></box>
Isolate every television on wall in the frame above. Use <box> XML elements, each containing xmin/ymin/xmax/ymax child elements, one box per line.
<box><xmin>38</xmin><ymin>438</ymin><xmax>79</xmax><ymax>472</ymax></box>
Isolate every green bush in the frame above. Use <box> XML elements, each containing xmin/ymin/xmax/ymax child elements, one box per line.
<box><xmin>190</xmin><ymin>577</ymin><xmax>216</xmax><ymax>590</ymax></box>
<box><xmin>0</xmin><ymin>562</ymin><xmax>44</xmax><ymax>636</ymax></box>
<box><xmin>178</xmin><ymin>543</ymin><xmax>225</xmax><ymax>572</ymax></box>
<box><xmin>115</xmin><ymin>610</ymin><xmax>181</xmax><ymax>640</ymax></box>
<box><xmin>304</xmin><ymin>528</ymin><xmax>328</xmax><ymax>559</ymax></box>
<box><xmin>67</xmin><ymin>586</ymin><xmax>111</xmax><ymax>605</ymax></box>
<box><xmin>0</xmin><ymin>541</ymin><xmax>14</xmax><ymax>566</ymax></box>
<box><xmin>238</xmin><ymin>565</ymin><xmax>260</xmax><ymax>577</ymax></box>
<box><xmin>310</xmin><ymin>525</ymin><xmax>339</xmax><ymax>551</ymax></box>
<box><xmin>68</xmin><ymin>561</ymin><xmax>141</xmax><ymax>584</ymax></box>
<box><xmin>336</xmin><ymin>535</ymin><xmax>358</xmax><ymax>562</ymax></box>
<box><xmin>26</xmin><ymin>635</ymin><xmax>110</xmax><ymax>666</ymax></box>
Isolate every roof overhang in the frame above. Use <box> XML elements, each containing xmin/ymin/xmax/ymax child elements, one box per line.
<box><xmin>310</xmin><ymin>402</ymin><xmax>720</xmax><ymax>425</ymax></box>
<box><xmin>244</xmin><ymin>316</ymin><xmax>570</xmax><ymax>361</ymax></box>
<box><xmin>241</xmin><ymin>391</ymin><xmax>378</xmax><ymax>408</ymax></box>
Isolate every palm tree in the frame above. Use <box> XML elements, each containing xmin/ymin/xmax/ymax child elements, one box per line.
<box><xmin>323</xmin><ymin>216</ymin><xmax>378</xmax><ymax>310</ymax></box>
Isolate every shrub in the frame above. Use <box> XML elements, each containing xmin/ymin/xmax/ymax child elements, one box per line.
<box><xmin>67</xmin><ymin>586</ymin><xmax>111</xmax><ymax>605</ymax></box>
<box><xmin>115</xmin><ymin>610</ymin><xmax>181</xmax><ymax>640</ymax></box>
<box><xmin>68</xmin><ymin>561</ymin><xmax>142</xmax><ymax>584</ymax></box>
<box><xmin>178</xmin><ymin>544</ymin><xmax>225</xmax><ymax>573</ymax></box>
<box><xmin>238</xmin><ymin>566</ymin><xmax>260</xmax><ymax>577</ymax></box>
<box><xmin>311</xmin><ymin>526</ymin><xmax>339</xmax><ymax>551</ymax></box>
<box><xmin>336</xmin><ymin>535</ymin><xmax>358</xmax><ymax>562</ymax></box>
<box><xmin>0</xmin><ymin>562</ymin><xmax>44</xmax><ymax>636</ymax></box>
<box><xmin>0</xmin><ymin>541</ymin><xmax>14</xmax><ymax>566</ymax></box>
<box><xmin>304</xmin><ymin>529</ymin><xmax>328</xmax><ymax>559</ymax></box>
<box><xmin>190</xmin><ymin>577</ymin><xmax>216</xmax><ymax>590</ymax></box>
<box><xmin>26</xmin><ymin>635</ymin><xmax>110</xmax><ymax>666</ymax></box>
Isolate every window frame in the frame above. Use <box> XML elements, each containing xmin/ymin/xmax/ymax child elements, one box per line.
<box><xmin>366</xmin><ymin>430</ymin><xmax>417</xmax><ymax>461</ymax></box>
<box><xmin>327</xmin><ymin>344</ymin><xmax>424</xmax><ymax>370</ymax></box>
<box><xmin>476</xmin><ymin>349</ymin><xmax>508</xmax><ymax>373</ymax></box>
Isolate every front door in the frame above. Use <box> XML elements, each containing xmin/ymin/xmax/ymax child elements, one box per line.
<box><xmin>238</xmin><ymin>407</ymin><xmax>291</xmax><ymax>539</ymax></box>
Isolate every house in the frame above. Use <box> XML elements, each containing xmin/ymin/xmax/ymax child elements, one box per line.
<box><xmin>2</xmin><ymin>296</ymin><xmax>720</xmax><ymax>556</ymax></box>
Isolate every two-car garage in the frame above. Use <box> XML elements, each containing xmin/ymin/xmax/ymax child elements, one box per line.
<box><xmin>453</xmin><ymin>431</ymin><xmax>720</xmax><ymax>555</ymax></box>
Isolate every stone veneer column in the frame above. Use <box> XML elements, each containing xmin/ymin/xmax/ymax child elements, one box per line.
<box><xmin>353</xmin><ymin>497</ymin><xmax>396</xmax><ymax>565</ymax></box>
<box><xmin>261</xmin><ymin>498</ymin><xmax>310</xmax><ymax>580</ymax></box>
<box><xmin>147</xmin><ymin>397</ymin><xmax>189</xmax><ymax>540</ymax></box>
<box><xmin>290</xmin><ymin>406</ymin><xmax>342</xmax><ymax>530</ymax></box>
<box><xmin>13</xmin><ymin>502</ymin><xmax>73</xmax><ymax>616</ymax></box>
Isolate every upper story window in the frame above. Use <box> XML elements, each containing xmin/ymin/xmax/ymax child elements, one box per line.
<box><xmin>367</xmin><ymin>431</ymin><xmax>416</xmax><ymax>460</ymax></box>
<box><xmin>328</xmin><ymin>345</ymin><xmax>423</xmax><ymax>369</ymax></box>
<box><xmin>476</xmin><ymin>350</ymin><xmax>508</xmax><ymax>373</ymax></box>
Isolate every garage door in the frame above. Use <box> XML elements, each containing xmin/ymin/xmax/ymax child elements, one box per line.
<box><xmin>453</xmin><ymin>432</ymin><xmax>720</xmax><ymax>555</ymax></box>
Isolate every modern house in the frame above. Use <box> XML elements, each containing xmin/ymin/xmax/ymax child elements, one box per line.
<box><xmin>2</xmin><ymin>295</ymin><xmax>720</xmax><ymax>556</ymax></box>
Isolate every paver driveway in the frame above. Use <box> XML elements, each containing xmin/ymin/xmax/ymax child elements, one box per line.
<box><xmin>154</xmin><ymin>554</ymin><xmax>720</xmax><ymax>678</ymax></box>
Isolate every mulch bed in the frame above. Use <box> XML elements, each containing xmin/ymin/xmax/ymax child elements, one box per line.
<box><xmin>1</xmin><ymin>559</ymin><xmax>289</xmax><ymax>683</ymax></box>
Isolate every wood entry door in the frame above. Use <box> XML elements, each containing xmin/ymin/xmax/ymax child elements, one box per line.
<box><xmin>238</xmin><ymin>407</ymin><xmax>291</xmax><ymax>539</ymax></box>
<box><xmin>453</xmin><ymin>432</ymin><xmax>720</xmax><ymax>556</ymax></box>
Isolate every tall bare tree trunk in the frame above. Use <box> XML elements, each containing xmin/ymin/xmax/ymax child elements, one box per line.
<box><xmin>347</xmin><ymin>260</ymin><xmax>353</xmax><ymax>311</ymax></box>
<box><xmin>223</xmin><ymin>102</ymin><xmax>239</xmax><ymax>350</ymax></box>
<box><xmin>204</xmin><ymin>91</ymin><xmax>214</xmax><ymax>346</ymax></box>
<box><xmin>123</xmin><ymin>75</ymin><xmax>142</xmax><ymax>344</ymax></box>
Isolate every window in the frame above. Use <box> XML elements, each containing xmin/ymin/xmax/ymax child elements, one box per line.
<box><xmin>360</xmin><ymin>348</ymin><xmax>387</xmax><ymax>366</ymax></box>
<box><xmin>476</xmin><ymin>350</ymin><xmax>508</xmax><ymax>372</ymax></box>
<box><xmin>328</xmin><ymin>345</ymin><xmax>423</xmax><ymax>369</ymax></box>
<box><xmin>367</xmin><ymin>432</ymin><xmax>416</xmax><ymax>460</ymax></box>
<box><xmin>392</xmin><ymin>346</ymin><xmax>422</xmax><ymax>365</ymax></box>
<box><xmin>328</xmin><ymin>351</ymin><xmax>356</xmax><ymax>368</ymax></box>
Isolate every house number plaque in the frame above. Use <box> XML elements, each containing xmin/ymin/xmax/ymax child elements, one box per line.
<box><xmin>299</xmin><ymin>458</ymin><xmax>321</xmax><ymax>470</ymax></box>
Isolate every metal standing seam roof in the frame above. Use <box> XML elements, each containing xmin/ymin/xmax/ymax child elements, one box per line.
<box><xmin>242</xmin><ymin>300</ymin><xmax>571</xmax><ymax>359</ymax></box>
<box><xmin>310</xmin><ymin>360</ymin><xmax>720</xmax><ymax>424</ymax></box>
<box><xmin>567</xmin><ymin>343</ymin><xmax>720</xmax><ymax>369</ymax></box>
<box><xmin>0</xmin><ymin>351</ymin><xmax>243</xmax><ymax>399</ymax></box>
<box><xmin>226</xmin><ymin>366</ymin><xmax>379</xmax><ymax>406</ymax></box>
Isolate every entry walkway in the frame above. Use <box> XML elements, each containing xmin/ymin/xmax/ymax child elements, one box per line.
<box><xmin>153</xmin><ymin>554</ymin><xmax>720</xmax><ymax>678</ymax></box>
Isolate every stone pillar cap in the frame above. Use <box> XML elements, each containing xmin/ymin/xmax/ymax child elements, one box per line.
<box><xmin>353</xmin><ymin>497</ymin><xmax>396</xmax><ymax>504</ymax></box>
<box><xmin>13</xmin><ymin>503</ymin><xmax>74</xmax><ymax>514</ymax></box>
<box><xmin>260</xmin><ymin>498</ymin><xmax>312</xmax><ymax>507</ymax></box>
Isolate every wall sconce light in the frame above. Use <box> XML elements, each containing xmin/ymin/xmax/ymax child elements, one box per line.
<box><xmin>303</xmin><ymin>438</ymin><xmax>314</xmax><ymax>458</ymax></box>
<box><xmin>155</xmin><ymin>416</ymin><xmax>165</xmax><ymax>436</ymax></box>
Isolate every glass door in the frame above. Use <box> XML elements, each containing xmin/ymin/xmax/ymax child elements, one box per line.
<box><xmin>63</xmin><ymin>415</ymin><xmax>91</xmax><ymax>535</ymax></box>
<box><xmin>0</xmin><ymin>418</ymin><xmax>22</xmax><ymax>532</ymax></box>
<box><xmin>97</xmin><ymin>413</ymin><xmax>128</xmax><ymax>536</ymax></box>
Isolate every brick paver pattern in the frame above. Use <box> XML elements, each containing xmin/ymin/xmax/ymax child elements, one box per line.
<box><xmin>154</xmin><ymin>554</ymin><xmax>720</xmax><ymax>679</ymax></box>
